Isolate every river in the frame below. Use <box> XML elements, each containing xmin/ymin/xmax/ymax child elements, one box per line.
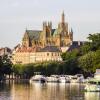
<box><xmin>0</xmin><ymin>80</ymin><xmax>100</xmax><ymax>100</ymax></box>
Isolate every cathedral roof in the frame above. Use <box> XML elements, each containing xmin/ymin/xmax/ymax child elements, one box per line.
<box><xmin>26</xmin><ymin>30</ymin><xmax>42</xmax><ymax>40</ymax></box>
<box><xmin>67</xmin><ymin>41</ymin><xmax>85</xmax><ymax>51</ymax></box>
<box><xmin>51</xmin><ymin>29</ymin><xmax>56</xmax><ymax>35</ymax></box>
<box><xmin>39</xmin><ymin>46</ymin><xmax>61</xmax><ymax>52</ymax></box>
<box><xmin>16</xmin><ymin>46</ymin><xmax>41</xmax><ymax>52</ymax></box>
<box><xmin>53</xmin><ymin>28</ymin><xmax>62</xmax><ymax>36</ymax></box>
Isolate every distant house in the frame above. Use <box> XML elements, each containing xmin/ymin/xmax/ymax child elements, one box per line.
<box><xmin>0</xmin><ymin>47</ymin><xmax>12</xmax><ymax>57</ymax></box>
<box><xmin>67</xmin><ymin>41</ymin><xmax>85</xmax><ymax>52</ymax></box>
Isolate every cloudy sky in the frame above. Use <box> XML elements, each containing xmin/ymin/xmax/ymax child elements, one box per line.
<box><xmin>0</xmin><ymin>0</ymin><xmax>100</xmax><ymax>48</ymax></box>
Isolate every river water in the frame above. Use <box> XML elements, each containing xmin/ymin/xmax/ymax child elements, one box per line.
<box><xmin>0</xmin><ymin>80</ymin><xmax>100</xmax><ymax>100</ymax></box>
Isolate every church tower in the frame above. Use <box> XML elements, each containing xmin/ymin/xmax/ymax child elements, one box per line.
<box><xmin>62</xmin><ymin>11</ymin><xmax>65</xmax><ymax>24</ymax></box>
<box><xmin>22</xmin><ymin>30</ymin><xmax>30</xmax><ymax>47</ymax></box>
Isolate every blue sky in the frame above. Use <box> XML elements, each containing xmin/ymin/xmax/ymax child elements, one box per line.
<box><xmin>0</xmin><ymin>0</ymin><xmax>100</xmax><ymax>48</ymax></box>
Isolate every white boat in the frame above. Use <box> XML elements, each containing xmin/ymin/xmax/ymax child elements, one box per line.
<box><xmin>59</xmin><ymin>75</ymin><xmax>70</xmax><ymax>83</ymax></box>
<box><xmin>70</xmin><ymin>74</ymin><xmax>84</xmax><ymax>83</ymax></box>
<box><xmin>77</xmin><ymin>74</ymin><xmax>84</xmax><ymax>83</ymax></box>
<box><xmin>85</xmin><ymin>69</ymin><xmax>100</xmax><ymax>92</ymax></box>
<box><xmin>70</xmin><ymin>76</ymin><xmax>78</xmax><ymax>83</ymax></box>
<box><xmin>30</xmin><ymin>75</ymin><xmax>46</xmax><ymax>83</ymax></box>
<box><xmin>59</xmin><ymin>76</ymin><xmax>66</xmax><ymax>83</ymax></box>
<box><xmin>47</xmin><ymin>75</ymin><xmax>59</xmax><ymax>83</ymax></box>
<box><xmin>84</xmin><ymin>79</ymin><xmax>100</xmax><ymax>92</ymax></box>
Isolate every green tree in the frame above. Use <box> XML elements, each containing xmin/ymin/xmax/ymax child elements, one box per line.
<box><xmin>78</xmin><ymin>51</ymin><xmax>97</xmax><ymax>75</ymax></box>
<box><xmin>80</xmin><ymin>42</ymin><xmax>91</xmax><ymax>55</ymax></box>
<box><xmin>0</xmin><ymin>56</ymin><xmax>3</xmax><ymax>81</ymax></box>
<box><xmin>61</xmin><ymin>49</ymin><xmax>79</xmax><ymax>61</ymax></box>
<box><xmin>92</xmin><ymin>50</ymin><xmax>100</xmax><ymax>70</ymax></box>
<box><xmin>88</xmin><ymin>33</ymin><xmax>100</xmax><ymax>51</ymax></box>
<box><xmin>12</xmin><ymin>64</ymin><xmax>23</xmax><ymax>78</ymax></box>
<box><xmin>22</xmin><ymin>64</ymin><xmax>34</xmax><ymax>78</ymax></box>
<box><xmin>2</xmin><ymin>55</ymin><xmax>12</xmax><ymax>75</ymax></box>
<box><xmin>61</xmin><ymin>49</ymin><xmax>81</xmax><ymax>74</ymax></box>
<box><xmin>0</xmin><ymin>55</ymin><xmax>12</xmax><ymax>81</ymax></box>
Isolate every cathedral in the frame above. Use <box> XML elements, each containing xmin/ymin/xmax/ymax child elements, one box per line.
<box><xmin>12</xmin><ymin>12</ymin><xmax>74</xmax><ymax>64</ymax></box>
<box><xmin>22</xmin><ymin>12</ymin><xmax>73</xmax><ymax>48</ymax></box>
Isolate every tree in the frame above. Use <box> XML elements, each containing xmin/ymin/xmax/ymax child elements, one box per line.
<box><xmin>0</xmin><ymin>55</ymin><xmax>12</xmax><ymax>81</ymax></box>
<box><xmin>2</xmin><ymin>55</ymin><xmax>12</xmax><ymax>75</ymax></box>
<box><xmin>61</xmin><ymin>49</ymin><xmax>79</xmax><ymax>61</ymax></box>
<box><xmin>88</xmin><ymin>33</ymin><xmax>100</xmax><ymax>51</ymax></box>
<box><xmin>12</xmin><ymin>64</ymin><xmax>23</xmax><ymax>78</ymax></box>
<box><xmin>0</xmin><ymin>56</ymin><xmax>4</xmax><ymax>81</ymax></box>
<box><xmin>23</xmin><ymin>64</ymin><xmax>34</xmax><ymax>78</ymax></box>
<box><xmin>92</xmin><ymin>50</ymin><xmax>100</xmax><ymax>70</ymax></box>
<box><xmin>80</xmin><ymin>42</ymin><xmax>91</xmax><ymax>55</ymax></box>
<box><xmin>78</xmin><ymin>51</ymin><xmax>97</xmax><ymax>76</ymax></box>
<box><xmin>61</xmin><ymin>49</ymin><xmax>81</xmax><ymax>74</ymax></box>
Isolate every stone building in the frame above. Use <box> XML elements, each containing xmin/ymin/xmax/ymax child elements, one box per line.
<box><xmin>12</xmin><ymin>46</ymin><xmax>62</xmax><ymax>64</ymax></box>
<box><xmin>12</xmin><ymin>12</ymin><xmax>73</xmax><ymax>64</ymax></box>
<box><xmin>22</xmin><ymin>12</ymin><xmax>73</xmax><ymax>48</ymax></box>
<box><xmin>0</xmin><ymin>47</ymin><xmax>12</xmax><ymax>58</ymax></box>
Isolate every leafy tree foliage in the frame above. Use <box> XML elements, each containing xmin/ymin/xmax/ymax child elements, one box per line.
<box><xmin>87</xmin><ymin>33</ymin><xmax>100</xmax><ymax>51</ymax></box>
<box><xmin>80</xmin><ymin>42</ymin><xmax>91</xmax><ymax>55</ymax></box>
<box><xmin>61</xmin><ymin>49</ymin><xmax>81</xmax><ymax>75</ymax></box>
<box><xmin>12</xmin><ymin>64</ymin><xmax>34</xmax><ymax>79</ymax></box>
<box><xmin>78</xmin><ymin>33</ymin><xmax>100</xmax><ymax>76</ymax></box>
<box><xmin>0</xmin><ymin>55</ymin><xmax>12</xmax><ymax>81</ymax></box>
<box><xmin>61</xmin><ymin>49</ymin><xmax>80</xmax><ymax>61</ymax></box>
<box><xmin>78</xmin><ymin>51</ymin><xmax>96</xmax><ymax>73</ymax></box>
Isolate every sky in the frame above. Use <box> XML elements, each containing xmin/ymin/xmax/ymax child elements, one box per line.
<box><xmin>0</xmin><ymin>0</ymin><xmax>100</xmax><ymax>48</ymax></box>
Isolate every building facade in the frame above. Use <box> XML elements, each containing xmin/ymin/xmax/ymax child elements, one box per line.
<box><xmin>12</xmin><ymin>46</ymin><xmax>62</xmax><ymax>64</ymax></box>
<box><xmin>12</xmin><ymin>12</ymin><xmax>73</xmax><ymax>64</ymax></box>
<box><xmin>0</xmin><ymin>47</ymin><xmax>12</xmax><ymax>59</ymax></box>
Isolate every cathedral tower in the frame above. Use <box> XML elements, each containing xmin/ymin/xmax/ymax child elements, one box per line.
<box><xmin>22</xmin><ymin>30</ymin><xmax>30</xmax><ymax>47</ymax></box>
<box><xmin>62</xmin><ymin>11</ymin><xmax>65</xmax><ymax>24</ymax></box>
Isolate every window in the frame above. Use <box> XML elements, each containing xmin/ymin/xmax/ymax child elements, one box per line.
<box><xmin>47</xmin><ymin>53</ymin><xmax>49</xmax><ymax>56</ymax></box>
<box><xmin>55</xmin><ymin>53</ymin><xmax>57</xmax><ymax>56</ymax></box>
<box><xmin>52</xmin><ymin>53</ymin><xmax>53</xmax><ymax>56</ymax></box>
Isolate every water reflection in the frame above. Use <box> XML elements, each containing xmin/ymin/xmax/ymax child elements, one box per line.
<box><xmin>85</xmin><ymin>92</ymin><xmax>100</xmax><ymax>100</ymax></box>
<box><xmin>0</xmin><ymin>81</ymin><xmax>100</xmax><ymax>100</ymax></box>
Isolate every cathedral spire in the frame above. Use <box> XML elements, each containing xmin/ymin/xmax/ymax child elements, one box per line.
<box><xmin>25</xmin><ymin>27</ymin><xmax>27</xmax><ymax>32</ymax></box>
<box><xmin>62</xmin><ymin>11</ymin><xmax>65</xmax><ymax>23</ymax></box>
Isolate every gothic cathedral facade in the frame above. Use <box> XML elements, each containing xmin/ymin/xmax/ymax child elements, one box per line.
<box><xmin>22</xmin><ymin>12</ymin><xmax>73</xmax><ymax>48</ymax></box>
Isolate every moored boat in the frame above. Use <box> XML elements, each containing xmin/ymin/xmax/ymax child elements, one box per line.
<box><xmin>30</xmin><ymin>75</ymin><xmax>46</xmax><ymax>83</ymax></box>
<box><xmin>70</xmin><ymin>74</ymin><xmax>84</xmax><ymax>83</ymax></box>
<box><xmin>59</xmin><ymin>75</ymin><xmax>70</xmax><ymax>83</ymax></box>
<box><xmin>84</xmin><ymin>69</ymin><xmax>100</xmax><ymax>92</ymax></box>
<box><xmin>84</xmin><ymin>79</ymin><xmax>100</xmax><ymax>92</ymax></box>
<box><xmin>59</xmin><ymin>76</ymin><xmax>66</xmax><ymax>83</ymax></box>
<box><xmin>46</xmin><ymin>75</ymin><xmax>59</xmax><ymax>83</ymax></box>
